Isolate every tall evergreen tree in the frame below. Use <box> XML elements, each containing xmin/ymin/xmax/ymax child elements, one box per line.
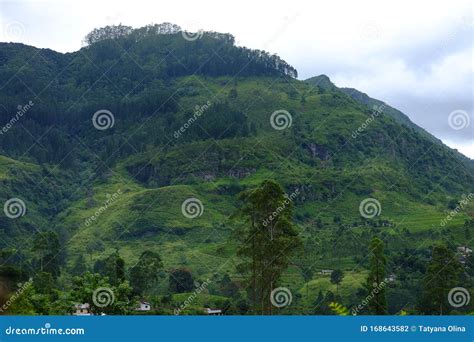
<box><xmin>331</xmin><ymin>269</ymin><xmax>344</xmax><ymax>296</ymax></box>
<box><xmin>32</xmin><ymin>231</ymin><xmax>60</xmax><ymax>278</ymax></box>
<box><xmin>234</xmin><ymin>180</ymin><xmax>301</xmax><ymax>314</ymax></box>
<box><xmin>366</xmin><ymin>236</ymin><xmax>387</xmax><ymax>314</ymax></box>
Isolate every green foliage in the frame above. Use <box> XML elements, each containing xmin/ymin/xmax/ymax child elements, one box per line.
<box><xmin>235</xmin><ymin>180</ymin><xmax>302</xmax><ymax>314</ymax></box>
<box><xmin>129</xmin><ymin>250</ymin><xmax>163</xmax><ymax>295</ymax></box>
<box><xmin>218</xmin><ymin>273</ymin><xmax>240</xmax><ymax>299</ymax></box>
<box><xmin>0</xmin><ymin>24</ymin><xmax>473</xmax><ymax>316</ymax></box>
<box><xmin>366</xmin><ymin>237</ymin><xmax>387</xmax><ymax>315</ymax></box>
<box><xmin>329</xmin><ymin>302</ymin><xmax>350</xmax><ymax>316</ymax></box>
<box><xmin>169</xmin><ymin>268</ymin><xmax>194</xmax><ymax>293</ymax></box>
<box><xmin>71</xmin><ymin>255</ymin><xmax>87</xmax><ymax>276</ymax></box>
<box><xmin>32</xmin><ymin>232</ymin><xmax>60</xmax><ymax>278</ymax></box>
<box><xmin>93</xmin><ymin>251</ymin><xmax>126</xmax><ymax>286</ymax></box>
<box><xmin>330</xmin><ymin>269</ymin><xmax>344</xmax><ymax>295</ymax></box>
<box><xmin>419</xmin><ymin>245</ymin><xmax>463</xmax><ymax>314</ymax></box>
<box><xmin>6</xmin><ymin>282</ymin><xmax>37</xmax><ymax>315</ymax></box>
<box><xmin>71</xmin><ymin>272</ymin><xmax>133</xmax><ymax>315</ymax></box>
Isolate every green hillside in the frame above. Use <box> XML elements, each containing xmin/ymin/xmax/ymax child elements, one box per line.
<box><xmin>0</xmin><ymin>23</ymin><xmax>472</xmax><ymax>316</ymax></box>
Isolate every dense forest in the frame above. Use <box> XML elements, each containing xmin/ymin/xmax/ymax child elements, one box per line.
<box><xmin>0</xmin><ymin>23</ymin><xmax>472</xmax><ymax>316</ymax></box>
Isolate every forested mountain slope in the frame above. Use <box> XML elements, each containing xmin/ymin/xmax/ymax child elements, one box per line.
<box><xmin>0</xmin><ymin>23</ymin><xmax>472</xmax><ymax>315</ymax></box>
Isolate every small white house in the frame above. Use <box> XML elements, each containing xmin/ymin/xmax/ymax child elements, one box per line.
<box><xmin>457</xmin><ymin>246</ymin><xmax>472</xmax><ymax>264</ymax></box>
<box><xmin>73</xmin><ymin>303</ymin><xmax>92</xmax><ymax>316</ymax></box>
<box><xmin>204</xmin><ymin>307</ymin><xmax>222</xmax><ymax>315</ymax></box>
<box><xmin>136</xmin><ymin>301</ymin><xmax>152</xmax><ymax>311</ymax></box>
<box><xmin>457</xmin><ymin>246</ymin><xmax>473</xmax><ymax>256</ymax></box>
<box><xmin>320</xmin><ymin>269</ymin><xmax>333</xmax><ymax>276</ymax></box>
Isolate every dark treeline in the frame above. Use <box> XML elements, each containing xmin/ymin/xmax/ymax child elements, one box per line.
<box><xmin>0</xmin><ymin>23</ymin><xmax>296</xmax><ymax>166</ymax></box>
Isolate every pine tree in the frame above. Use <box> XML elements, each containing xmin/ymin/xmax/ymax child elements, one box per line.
<box><xmin>366</xmin><ymin>236</ymin><xmax>387</xmax><ymax>314</ymax></box>
<box><xmin>330</xmin><ymin>269</ymin><xmax>344</xmax><ymax>296</ymax></box>
<box><xmin>234</xmin><ymin>180</ymin><xmax>301</xmax><ymax>314</ymax></box>
<box><xmin>32</xmin><ymin>231</ymin><xmax>60</xmax><ymax>278</ymax></box>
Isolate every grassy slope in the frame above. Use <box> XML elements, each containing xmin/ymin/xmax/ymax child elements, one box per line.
<box><xmin>58</xmin><ymin>76</ymin><xmax>473</xmax><ymax>310</ymax></box>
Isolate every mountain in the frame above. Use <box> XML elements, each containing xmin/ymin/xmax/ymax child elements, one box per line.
<box><xmin>0</xmin><ymin>23</ymin><xmax>472</xmax><ymax>314</ymax></box>
<box><xmin>306</xmin><ymin>75</ymin><xmax>474</xmax><ymax>170</ymax></box>
<box><xmin>306</xmin><ymin>75</ymin><xmax>438</xmax><ymax>138</ymax></box>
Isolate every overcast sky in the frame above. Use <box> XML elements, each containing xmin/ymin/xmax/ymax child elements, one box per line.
<box><xmin>0</xmin><ymin>0</ymin><xmax>472</xmax><ymax>157</ymax></box>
